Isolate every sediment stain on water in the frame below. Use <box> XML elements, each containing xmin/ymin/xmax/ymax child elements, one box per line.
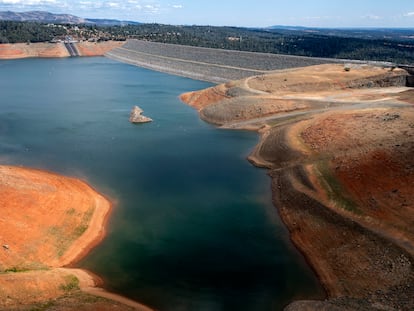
<box><xmin>0</xmin><ymin>57</ymin><xmax>324</xmax><ymax>310</ymax></box>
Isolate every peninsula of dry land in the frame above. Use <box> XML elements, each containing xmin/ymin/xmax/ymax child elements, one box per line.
<box><xmin>181</xmin><ymin>64</ymin><xmax>414</xmax><ymax>310</ymax></box>
<box><xmin>0</xmin><ymin>166</ymin><xmax>152</xmax><ymax>311</ymax></box>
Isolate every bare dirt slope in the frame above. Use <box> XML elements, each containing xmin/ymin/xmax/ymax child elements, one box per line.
<box><xmin>181</xmin><ymin>64</ymin><xmax>408</xmax><ymax>127</ymax></box>
<box><xmin>0</xmin><ymin>166</ymin><xmax>152</xmax><ymax>310</ymax></box>
<box><xmin>0</xmin><ymin>41</ymin><xmax>124</xmax><ymax>59</ymax></box>
<box><xmin>0</xmin><ymin>166</ymin><xmax>110</xmax><ymax>270</ymax></box>
<box><xmin>181</xmin><ymin>64</ymin><xmax>414</xmax><ymax>310</ymax></box>
<box><xmin>0</xmin><ymin>43</ymin><xmax>69</xmax><ymax>59</ymax></box>
<box><xmin>76</xmin><ymin>41</ymin><xmax>125</xmax><ymax>56</ymax></box>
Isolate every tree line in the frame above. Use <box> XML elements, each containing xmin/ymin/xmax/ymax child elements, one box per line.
<box><xmin>1</xmin><ymin>21</ymin><xmax>413</xmax><ymax>64</ymax></box>
<box><xmin>0</xmin><ymin>21</ymin><xmax>66</xmax><ymax>43</ymax></box>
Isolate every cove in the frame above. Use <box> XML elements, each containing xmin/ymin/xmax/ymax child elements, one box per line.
<box><xmin>0</xmin><ymin>57</ymin><xmax>324</xmax><ymax>310</ymax></box>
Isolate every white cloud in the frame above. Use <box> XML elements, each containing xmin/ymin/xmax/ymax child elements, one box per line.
<box><xmin>143</xmin><ymin>4</ymin><xmax>160</xmax><ymax>14</ymax></box>
<box><xmin>362</xmin><ymin>14</ymin><xmax>381</xmax><ymax>20</ymax></box>
<box><xmin>305</xmin><ymin>16</ymin><xmax>322</xmax><ymax>20</ymax></box>
<box><xmin>78</xmin><ymin>1</ymin><xmax>102</xmax><ymax>9</ymax></box>
<box><xmin>0</xmin><ymin>0</ymin><xmax>56</xmax><ymax>3</ymax></box>
<box><xmin>404</xmin><ymin>12</ymin><xmax>414</xmax><ymax>17</ymax></box>
<box><xmin>106</xmin><ymin>2</ymin><xmax>120</xmax><ymax>8</ymax></box>
<box><xmin>304</xmin><ymin>15</ymin><xmax>339</xmax><ymax>21</ymax></box>
<box><xmin>0</xmin><ymin>0</ymin><xmax>166</xmax><ymax>19</ymax></box>
<box><xmin>172</xmin><ymin>4</ymin><xmax>182</xmax><ymax>9</ymax></box>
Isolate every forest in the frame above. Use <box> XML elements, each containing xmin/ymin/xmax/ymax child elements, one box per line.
<box><xmin>1</xmin><ymin>20</ymin><xmax>413</xmax><ymax>64</ymax></box>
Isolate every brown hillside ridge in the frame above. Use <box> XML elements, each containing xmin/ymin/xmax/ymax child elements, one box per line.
<box><xmin>180</xmin><ymin>64</ymin><xmax>414</xmax><ymax>310</ymax></box>
<box><xmin>0</xmin><ymin>166</ymin><xmax>153</xmax><ymax>311</ymax></box>
<box><xmin>0</xmin><ymin>41</ymin><xmax>124</xmax><ymax>59</ymax></box>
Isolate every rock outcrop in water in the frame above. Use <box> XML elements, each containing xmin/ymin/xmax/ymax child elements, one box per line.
<box><xmin>129</xmin><ymin>106</ymin><xmax>153</xmax><ymax>124</ymax></box>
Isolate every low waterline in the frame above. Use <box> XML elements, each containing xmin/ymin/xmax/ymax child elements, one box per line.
<box><xmin>0</xmin><ymin>56</ymin><xmax>324</xmax><ymax>310</ymax></box>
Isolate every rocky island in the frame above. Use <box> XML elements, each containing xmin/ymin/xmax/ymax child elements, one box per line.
<box><xmin>181</xmin><ymin>64</ymin><xmax>414</xmax><ymax>310</ymax></box>
<box><xmin>129</xmin><ymin>106</ymin><xmax>153</xmax><ymax>124</ymax></box>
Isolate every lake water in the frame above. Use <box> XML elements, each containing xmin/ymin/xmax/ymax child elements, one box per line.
<box><xmin>0</xmin><ymin>57</ymin><xmax>324</xmax><ymax>310</ymax></box>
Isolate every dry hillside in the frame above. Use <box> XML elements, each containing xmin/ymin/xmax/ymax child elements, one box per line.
<box><xmin>181</xmin><ymin>64</ymin><xmax>414</xmax><ymax>310</ymax></box>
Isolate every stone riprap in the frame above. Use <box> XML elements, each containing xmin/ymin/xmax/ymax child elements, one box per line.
<box><xmin>106</xmin><ymin>39</ymin><xmax>341</xmax><ymax>83</ymax></box>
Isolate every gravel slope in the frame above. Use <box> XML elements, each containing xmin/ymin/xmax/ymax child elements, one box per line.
<box><xmin>106</xmin><ymin>39</ymin><xmax>341</xmax><ymax>83</ymax></box>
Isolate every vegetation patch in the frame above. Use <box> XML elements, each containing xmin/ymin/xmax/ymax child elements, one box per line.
<box><xmin>28</xmin><ymin>300</ymin><xmax>55</xmax><ymax>311</ymax></box>
<box><xmin>316</xmin><ymin>161</ymin><xmax>362</xmax><ymax>215</ymax></box>
<box><xmin>73</xmin><ymin>224</ymin><xmax>88</xmax><ymax>237</ymax></box>
<box><xmin>73</xmin><ymin>206</ymin><xmax>95</xmax><ymax>238</ymax></box>
<box><xmin>65</xmin><ymin>208</ymin><xmax>76</xmax><ymax>215</ymax></box>
<box><xmin>4</xmin><ymin>266</ymin><xmax>31</xmax><ymax>273</ymax></box>
<box><xmin>48</xmin><ymin>206</ymin><xmax>95</xmax><ymax>258</ymax></box>
<box><xmin>18</xmin><ymin>291</ymin><xmax>133</xmax><ymax>311</ymax></box>
<box><xmin>59</xmin><ymin>275</ymin><xmax>80</xmax><ymax>292</ymax></box>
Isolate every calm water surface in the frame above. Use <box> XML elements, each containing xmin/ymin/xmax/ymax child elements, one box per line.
<box><xmin>0</xmin><ymin>57</ymin><xmax>324</xmax><ymax>310</ymax></box>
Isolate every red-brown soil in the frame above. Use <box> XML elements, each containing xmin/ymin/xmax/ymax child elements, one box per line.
<box><xmin>76</xmin><ymin>41</ymin><xmax>125</xmax><ymax>57</ymax></box>
<box><xmin>0</xmin><ymin>43</ymin><xmax>69</xmax><ymax>59</ymax></box>
<box><xmin>0</xmin><ymin>166</ymin><xmax>153</xmax><ymax>310</ymax></box>
<box><xmin>300</xmin><ymin>109</ymin><xmax>414</xmax><ymax>254</ymax></box>
<box><xmin>0</xmin><ymin>166</ymin><xmax>110</xmax><ymax>270</ymax></box>
<box><xmin>0</xmin><ymin>268</ymin><xmax>153</xmax><ymax>310</ymax></box>
<box><xmin>0</xmin><ymin>41</ymin><xmax>124</xmax><ymax>59</ymax></box>
<box><xmin>180</xmin><ymin>83</ymin><xmax>230</xmax><ymax>110</ymax></box>
<box><xmin>278</xmin><ymin>108</ymin><xmax>414</xmax><ymax>308</ymax></box>
<box><xmin>180</xmin><ymin>64</ymin><xmax>414</xmax><ymax>310</ymax></box>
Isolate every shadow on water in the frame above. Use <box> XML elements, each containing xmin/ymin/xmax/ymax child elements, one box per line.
<box><xmin>0</xmin><ymin>57</ymin><xmax>324</xmax><ymax>310</ymax></box>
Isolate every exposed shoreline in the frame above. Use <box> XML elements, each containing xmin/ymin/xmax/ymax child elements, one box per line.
<box><xmin>0</xmin><ymin>43</ymin><xmax>159</xmax><ymax>310</ymax></box>
<box><xmin>53</xmin><ymin>175</ymin><xmax>113</xmax><ymax>268</ymax></box>
<box><xmin>180</xmin><ymin>64</ymin><xmax>414</xmax><ymax>310</ymax></box>
<box><xmin>2</xmin><ymin>46</ymin><xmax>413</xmax><ymax>309</ymax></box>
<box><xmin>0</xmin><ymin>165</ymin><xmax>154</xmax><ymax>310</ymax></box>
<box><xmin>0</xmin><ymin>41</ymin><xmax>124</xmax><ymax>59</ymax></box>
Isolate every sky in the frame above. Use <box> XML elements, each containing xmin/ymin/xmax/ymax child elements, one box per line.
<box><xmin>0</xmin><ymin>0</ymin><xmax>414</xmax><ymax>28</ymax></box>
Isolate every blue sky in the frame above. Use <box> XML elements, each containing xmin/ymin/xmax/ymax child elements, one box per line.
<box><xmin>0</xmin><ymin>0</ymin><xmax>413</xmax><ymax>27</ymax></box>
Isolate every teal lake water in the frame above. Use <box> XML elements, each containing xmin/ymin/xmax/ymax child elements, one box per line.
<box><xmin>0</xmin><ymin>57</ymin><xmax>324</xmax><ymax>310</ymax></box>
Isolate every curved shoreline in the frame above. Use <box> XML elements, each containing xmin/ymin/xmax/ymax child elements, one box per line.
<box><xmin>0</xmin><ymin>165</ymin><xmax>113</xmax><ymax>269</ymax></box>
<box><xmin>2</xmin><ymin>54</ymin><xmax>412</xmax><ymax>309</ymax></box>
<box><xmin>56</xmin><ymin>187</ymin><xmax>113</xmax><ymax>268</ymax></box>
<box><xmin>180</xmin><ymin>64</ymin><xmax>414</xmax><ymax>310</ymax></box>
<box><xmin>0</xmin><ymin>165</ymin><xmax>154</xmax><ymax>310</ymax></box>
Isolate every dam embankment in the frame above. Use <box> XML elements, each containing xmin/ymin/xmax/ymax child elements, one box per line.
<box><xmin>105</xmin><ymin>39</ymin><xmax>341</xmax><ymax>83</ymax></box>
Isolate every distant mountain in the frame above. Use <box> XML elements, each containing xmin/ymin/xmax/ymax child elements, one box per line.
<box><xmin>0</xmin><ymin>11</ymin><xmax>87</xmax><ymax>24</ymax></box>
<box><xmin>0</xmin><ymin>11</ymin><xmax>140</xmax><ymax>25</ymax></box>
<box><xmin>267</xmin><ymin>25</ymin><xmax>311</xmax><ymax>31</ymax></box>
